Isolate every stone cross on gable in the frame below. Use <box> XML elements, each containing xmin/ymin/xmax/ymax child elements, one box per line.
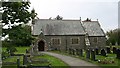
<box><xmin>38</xmin><ymin>28</ymin><xmax>46</xmax><ymax>40</ymax></box>
<box><xmin>40</xmin><ymin>29</ymin><xmax>43</xmax><ymax>34</ymax></box>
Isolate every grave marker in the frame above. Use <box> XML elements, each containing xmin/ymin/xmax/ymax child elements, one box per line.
<box><xmin>69</xmin><ymin>48</ymin><xmax>72</xmax><ymax>54</ymax></box>
<box><xmin>17</xmin><ymin>58</ymin><xmax>20</xmax><ymax>68</ymax></box>
<box><xmin>86</xmin><ymin>49</ymin><xmax>90</xmax><ymax>59</ymax></box>
<box><xmin>116</xmin><ymin>49</ymin><xmax>120</xmax><ymax>59</ymax></box>
<box><xmin>23</xmin><ymin>55</ymin><xmax>27</xmax><ymax>65</ymax></box>
<box><xmin>79</xmin><ymin>49</ymin><xmax>83</xmax><ymax>57</ymax></box>
<box><xmin>91</xmin><ymin>49</ymin><xmax>95</xmax><ymax>61</ymax></box>
<box><xmin>106</xmin><ymin>47</ymin><xmax>111</xmax><ymax>53</ymax></box>
<box><xmin>72</xmin><ymin>49</ymin><xmax>75</xmax><ymax>55</ymax></box>
<box><xmin>95</xmin><ymin>48</ymin><xmax>99</xmax><ymax>55</ymax></box>
<box><xmin>113</xmin><ymin>47</ymin><xmax>117</xmax><ymax>54</ymax></box>
<box><xmin>76</xmin><ymin>49</ymin><xmax>79</xmax><ymax>55</ymax></box>
<box><xmin>100</xmin><ymin>49</ymin><xmax>106</xmax><ymax>56</ymax></box>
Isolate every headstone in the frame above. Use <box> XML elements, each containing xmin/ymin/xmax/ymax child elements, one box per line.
<box><xmin>100</xmin><ymin>49</ymin><xmax>106</xmax><ymax>56</ymax></box>
<box><xmin>69</xmin><ymin>48</ymin><xmax>72</xmax><ymax>54</ymax></box>
<box><xmin>91</xmin><ymin>49</ymin><xmax>96</xmax><ymax>61</ymax></box>
<box><xmin>17</xmin><ymin>58</ymin><xmax>20</xmax><ymax>68</ymax></box>
<box><xmin>26</xmin><ymin>49</ymin><xmax>29</xmax><ymax>53</ymax></box>
<box><xmin>72</xmin><ymin>49</ymin><xmax>75</xmax><ymax>55</ymax></box>
<box><xmin>76</xmin><ymin>49</ymin><xmax>79</xmax><ymax>55</ymax></box>
<box><xmin>116</xmin><ymin>49</ymin><xmax>120</xmax><ymax>59</ymax></box>
<box><xmin>23</xmin><ymin>55</ymin><xmax>28</xmax><ymax>65</ymax></box>
<box><xmin>113</xmin><ymin>47</ymin><xmax>117</xmax><ymax>54</ymax></box>
<box><xmin>86</xmin><ymin>49</ymin><xmax>90</xmax><ymax>59</ymax></box>
<box><xmin>71</xmin><ymin>49</ymin><xmax>73</xmax><ymax>55</ymax></box>
<box><xmin>106</xmin><ymin>47</ymin><xmax>111</xmax><ymax>53</ymax></box>
<box><xmin>95</xmin><ymin>48</ymin><xmax>99</xmax><ymax>55</ymax></box>
<box><xmin>79</xmin><ymin>49</ymin><xmax>83</xmax><ymax>57</ymax></box>
<box><xmin>70</xmin><ymin>48</ymin><xmax>72</xmax><ymax>54</ymax></box>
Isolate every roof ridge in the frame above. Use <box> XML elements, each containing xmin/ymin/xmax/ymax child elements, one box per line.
<box><xmin>37</xmin><ymin>19</ymin><xmax>81</xmax><ymax>21</ymax></box>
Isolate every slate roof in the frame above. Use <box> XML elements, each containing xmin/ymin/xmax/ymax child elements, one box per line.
<box><xmin>82</xmin><ymin>21</ymin><xmax>105</xmax><ymax>36</ymax></box>
<box><xmin>32</xmin><ymin>19</ymin><xmax>105</xmax><ymax>36</ymax></box>
<box><xmin>32</xmin><ymin>19</ymin><xmax>86</xmax><ymax>35</ymax></box>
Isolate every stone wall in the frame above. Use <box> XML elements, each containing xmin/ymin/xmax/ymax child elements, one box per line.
<box><xmin>88</xmin><ymin>36</ymin><xmax>106</xmax><ymax>49</ymax></box>
<box><xmin>45</xmin><ymin>35</ymin><xmax>85</xmax><ymax>51</ymax></box>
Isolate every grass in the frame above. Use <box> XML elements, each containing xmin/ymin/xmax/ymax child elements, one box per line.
<box><xmin>2</xmin><ymin>47</ymin><xmax>69</xmax><ymax>68</ymax></box>
<box><xmin>2</xmin><ymin>47</ymin><xmax>29</xmax><ymax>54</ymax></box>
<box><xmin>3</xmin><ymin>56</ymin><xmax>23</xmax><ymax>64</ymax></box>
<box><xmin>14</xmin><ymin>47</ymin><xmax>29</xmax><ymax>54</ymax></box>
<box><xmin>50</xmin><ymin>50</ymin><xmax>119</xmax><ymax>68</ymax></box>
<box><xmin>2</xmin><ymin>56</ymin><xmax>23</xmax><ymax>68</ymax></box>
<box><xmin>2</xmin><ymin>54</ymin><xmax>69</xmax><ymax>68</ymax></box>
<box><xmin>28</xmin><ymin>54</ymin><xmax>69</xmax><ymax>68</ymax></box>
<box><xmin>2</xmin><ymin>47</ymin><xmax>29</xmax><ymax>68</ymax></box>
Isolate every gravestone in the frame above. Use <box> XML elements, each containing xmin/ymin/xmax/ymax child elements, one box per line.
<box><xmin>26</xmin><ymin>49</ymin><xmax>29</xmax><ymax>53</ymax></box>
<box><xmin>72</xmin><ymin>49</ymin><xmax>75</xmax><ymax>55</ymax></box>
<box><xmin>116</xmin><ymin>49</ymin><xmax>120</xmax><ymax>59</ymax></box>
<box><xmin>76</xmin><ymin>49</ymin><xmax>79</xmax><ymax>55</ymax></box>
<box><xmin>23</xmin><ymin>55</ymin><xmax>28</xmax><ymax>65</ymax></box>
<box><xmin>69</xmin><ymin>48</ymin><xmax>72</xmax><ymax>54</ymax></box>
<box><xmin>100</xmin><ymin>49</ymin><xmax>106</xmax><ymax>56</ymax></box>
<box><xmin>106</xmin><ymin>47</ymin><xmax>111</xmax><ymax>53</ymax></box>
<box><xmin>79</xmin><ymin>49</ymin><xmax>83</xmax><ymax>57</ymax></box>
<box><xmin>91</xmin><ymin>49</ymin><xmax>95</xmax><ymax>61</ymax></box>
<box><xmin>17</xmin><ymin>58</ymin><xmax>20</xmax><ymax>68</ymax></box>
<box><xmin>71</xmin><ymin>49</ymin><xmax>74</xmax><ymax>55</ymax></box>
<box><xmin>86</xmin><ymin>49</ymin><xmax>90</xmax><ymax>59</ymax></box>
<box><xmin>95</xmin><ymin>48</ymin><xmax>99</xmax><ymax>55</ymax></box>
<box><xmin>113</xmin><ymin>47</ymin><xmax>117</xmax><ymax>54</ymax></box>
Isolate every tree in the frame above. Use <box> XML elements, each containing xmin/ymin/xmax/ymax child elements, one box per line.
<box><xmin>106</xmin><ymin>29</ymin><xmax>120</xmax><ymax>45</ymax></box>
<box><xmin>2</xmin><ymin>1</ymin><xmax>37</xmax><ymax>36</ymax></box>
<box><xmin>2</xmin><ymin>2</ymin><xmax>31</xmax><ymax>24</ymax></box>
<box><xmin>2</xmin><ymin>1</ymin><xmax>37</xmax><ymax>47</ymax></box>
<box><xmin>8</xmin><ymin>25</ymin><xmax>34</xmax><ymax>46</ymax></box>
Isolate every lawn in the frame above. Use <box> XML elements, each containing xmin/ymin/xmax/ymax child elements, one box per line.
<box><xmin>14</xmin><ymin>47</ymin><xmax>29</xmax><ymax>54</ymax></box>
<box><xmin>50</xmin><ymin>50</ymin><xmax>119</xmax><ymax>68</ymax></box>
<box><xmin>2</xmin><ymin>47</ymin><xmax>28</xmax><ymax>68</ymax></box>
<box><xmin>2</xmin><ymin>47</ymin><xmax>69</xmax><ymax>68</ymax></box>
<box><xmin>29</xmin><ymin>54</ymin><xmax>69</xmax><ymax>68</ymax></box>
<box><xmin>2</xmin><ymin>47</ymin><xmax>29</xmax><ymax>54</ymax></box>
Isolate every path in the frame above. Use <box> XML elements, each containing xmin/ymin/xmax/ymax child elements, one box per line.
<box><xmin>41</xmin><ymin>52</ymin><xmax>101</xmax><ymax>68</ymax></box>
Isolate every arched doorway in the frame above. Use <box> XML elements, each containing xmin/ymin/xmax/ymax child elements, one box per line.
<box><xmin>38</xmin><ymin>40</ymin><xmax>45</xmax><ymax>51</ymax></box>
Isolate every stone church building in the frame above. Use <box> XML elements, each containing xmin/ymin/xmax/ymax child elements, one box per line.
<box><xmin>31</xmin><ymin>18</ymin><xmax>106</xmax><ymax>52</ymax></box>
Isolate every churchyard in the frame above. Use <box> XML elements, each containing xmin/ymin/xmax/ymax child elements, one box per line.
<box><xmin>2</xmin><ymin>47</ymin><xmax>69</xmax><ymax>68</ymax></box>
<box><xmin>2</xmin><ymin>46</ymin><xmax>120</xmax><ymax>68</ymax></box>
<box><xmin>51</xmin><ymin>46</ymin><xmax>120</xmax><ymax>68</ymax></box>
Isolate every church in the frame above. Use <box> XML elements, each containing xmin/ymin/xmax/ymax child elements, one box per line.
<box><xmin>31</xmin><ymin>18</ymin><xmax>106</xmax><ymax>52</ymax></box>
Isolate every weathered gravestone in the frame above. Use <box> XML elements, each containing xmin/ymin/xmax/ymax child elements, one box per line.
<box><xmin>23</xmin><ymin>55</ymin><xmax>28</xmax><ymax>65</ymax></box>
<box><xmin>91</xmin><ymin>50</ymin><xmax>96</xmax><ymax>61</ymax></box>
<box><xmin>113</xmin><ymin>47</ymin><xmax>117</xmax><ymax>54</ymax></box>
<box><xmin>72</xmin><ymin>49</ymin><xmax>75</xmax><ymax>55</ymax></box>
<box><xmin>116</xmin><ymin>49</ymin><xmax>120</xmax><ymax>59</ymax></box>
<box><xmin>71</xmin><ymin>49</ymin><xmax>73</xmax><ymax>55</ymax></box>
<box><xmin>95</xmin><ymin>48</ymin><xmax>99</xmax><ymax>55</ymax></box>
<box><xmin>76</xmin><ymin>49</ymin><xmax>79</xmax><ymax>55</ymax></box>
<box><xmin>26</xmin><ymin>49</ymin><xmax>29</xmax><ymax>53</ymax></box>
<box><xmin>17</xmin><ymin>58</ymin><xmax>20</xmax><ymax>68</ymax></box>
<box><xmin>86</xmin><ymin>49</ymin><xmax>90</xmax><ymax>59</ymax></box>
<box><xmin>106</xmin><ymin>47</ymin><xmax>111</xmax><ymax>53</ymax></box>
<box><xmin>100</xmin><ymin>49</ymin><xmax>107</xmax><ymax>56</ymax></box>
<box><xmin>69</xmin><ymin>48</ymin><xmax>72</xmax><ymax>54</ymax></box>
<box><xmin>79</xmin><ymin>49</ymin><xmax>83</xmax><ymax>57</ymax></box>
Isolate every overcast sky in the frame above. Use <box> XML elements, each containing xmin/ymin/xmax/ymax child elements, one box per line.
<box><xmin>29</xmin><ymin>0</ymin><xmax>119</xmax><ymax>33</ymax></box>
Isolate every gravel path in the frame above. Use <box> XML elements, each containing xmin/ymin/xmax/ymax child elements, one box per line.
<box><xmin>41</xmin><ymin>52</ymin><xmax>101</xmax><ymax>68</ymax></box>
